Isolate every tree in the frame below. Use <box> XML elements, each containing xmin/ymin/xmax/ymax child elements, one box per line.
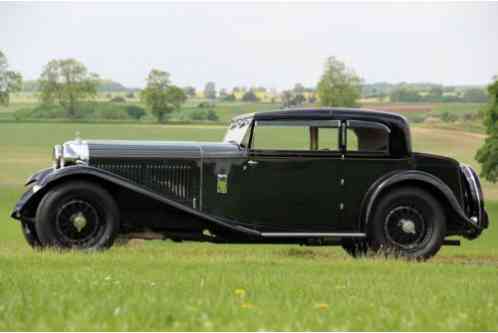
<box><xmin>475</xmin><ymin>78</ymin><xmax>498</xmax><ymax>182</ymax></box>
<box><xmin>0</xmin><ymin>51</ymin><xmax>23</xmax><ymax>106</ymax></box>
<box><xmin>219</xmin><ymin>88</ymin><xmax>228</xmax><ymax>98</ymax></box>
<box><xmin>281</xmin><ymin>90</ymin><xmax>294</xmax><ymax>107</ymax></box>
<box><xmin>223</xmin><ymin>94</ymin><xmax>236</xmax><ymax>102</ymax></box>
<box><xmin>39</xmin><ymin>59</ymin><xmax>99</xmax><ymax>118</ymax></box>
<box><xmin>308</xmin><ymin>95</ymin><xmax>317</xmax><ymax>104</ymax></box>
<box><xmin>390</xmin><ymin>86</ymin><xmax>421</xmax><ymax>102</ymax></box>
<box><xmin>294</xmin><ymin>94</ymin><xmax>305</xmax><ymax>105</ymax></box>
<box><xmin>429</xmin><ymin>85</ymin><xmax>443</xmax><ymax>98</ymax></box>
<box><xmin>126</xmin><ymin>105</ymin><xmax>146</xmax><ymax>120</ymax></box>
<box><xmin>293</xmin><ymin>83</ymin><xmax>305</xmax><ymax>94</ymax></box>
<box><xmin>141</xmin><ymin>69</ymin><xmax>187</xmax><ymax>123</ymax></box>
<box><xmin>242</xmin><ymin>90</ymin><xmax>259</xmax><ymax>102</ymax></box>
<box><xmin>204</xmin><ymin>81</ymin><xmax>216</xmax><ymax>99</ymax></box>
<box><xmin>183</xmin><ymin>86</ymin><xmax>196</xmax><ymax>98</ymax></box>
<box><xmin>463</xmin><ymin>88</ymin><xmax>488</xmax><ymax>103</ymax></box>
<box><xmin>317</xmin><ymin>57</ymin><xmax>362</xmax><ymax>107</ymax></box>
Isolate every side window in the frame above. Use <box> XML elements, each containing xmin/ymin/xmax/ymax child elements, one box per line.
<box><xmin>252</xmin><ymin>124</ymin><xmax>309</xmax><ymax>150</ymax></box>
<box><xmin>346</xmin><ymin>121</ymin><xmax>390</xmax><ymax>153</ymax></box>
<box><xmin>251</xmin><ymin>120</ymin><xmax>340</xmax><ymax>151</ymax></box>
<box><xmin>318</xmin><ymin>128</ymin><xmax>340</xmax><ymax>151</ymax></box>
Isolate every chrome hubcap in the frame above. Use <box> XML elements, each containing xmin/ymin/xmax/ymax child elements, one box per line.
<box><xmin>399</xmin><ymin>219</ymin><xmax>416</xmax><ymax>234</ymax></box>
<box><xmin>71</xmin><ymin>212</ymin><xmax>87</xmax><ymax>232</ymax></box>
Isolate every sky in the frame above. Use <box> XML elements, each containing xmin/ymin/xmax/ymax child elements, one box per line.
<box><xmin>1</xmin><ymin>2</ymin><xmax>498</xmax><ymax>90</ymax></box>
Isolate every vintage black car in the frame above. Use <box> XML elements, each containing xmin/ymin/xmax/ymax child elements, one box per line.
<box><xmin>11</xmin><ymin>108</ymin><xmax>489</xmax><ymax>259</ymax></box>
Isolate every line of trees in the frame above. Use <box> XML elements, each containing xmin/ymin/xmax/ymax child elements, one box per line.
<box><xmin>33</xmin><ymin>58</ymin><xmax>187</xmax><ymax>123</ymax></box>
<box><xmin>389</xmin><ymin>85</ymin><xmax>488</xmax><ymax>103</ymax></box>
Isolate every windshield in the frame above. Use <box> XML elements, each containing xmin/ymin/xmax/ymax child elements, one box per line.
<box><xmin>223</xmin><ymin>117</ymin><xmax>252</xmax><ymax>147</ymax></box>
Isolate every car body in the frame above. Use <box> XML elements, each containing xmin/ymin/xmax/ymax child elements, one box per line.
<box><xmin>11</xmin><ymin>108</ymin><xmax>489</xmax><ymax>259</ymax></box>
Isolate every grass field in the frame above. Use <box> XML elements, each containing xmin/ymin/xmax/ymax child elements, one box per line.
<box><xmin>0</xmin><ymin>122</ymin><xmax>497</xmax><ymax>330</ymax></box>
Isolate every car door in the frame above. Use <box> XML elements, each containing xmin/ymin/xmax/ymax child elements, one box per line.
<box><xmin>236</xmin><ymin>119</ymin><xmax>344</xmax><ymax>232</ymax></box>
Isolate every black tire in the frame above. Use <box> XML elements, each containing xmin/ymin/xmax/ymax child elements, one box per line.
<box><xmin>368</xmin><ymin>187</ymin><xmax>446</xmax><ymax>260</ymax></box>
<box><xmin>341</xmin><ymin>239</ymin><xmax>369</xmax><ymax>258</ymax></box>
<box><xmin>35</xmin><ymin>181</ymin><xmax>119</xmax><ymax>250</ymax></box>
<box><xmin>21</xmin><ymin>220</ymin><xmax>42</xmax><ymax>248</ymax></box>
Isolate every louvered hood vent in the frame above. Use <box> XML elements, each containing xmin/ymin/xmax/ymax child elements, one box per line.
<box><xmin>87</xmin><ymin>141</ymin><xmax>202</xmax><ymax>205</ymax></box>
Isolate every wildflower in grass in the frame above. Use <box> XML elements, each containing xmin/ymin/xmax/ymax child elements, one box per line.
<box><xmin>113</xmin><ymin>307</ymin><xmax>121</xmax><ymax>316</ymax></box>
<box><xmin>315</xmin><ymin>303</ymin><xmax>329</xmax><ymax>310</ymax></box>
<box><xmin>234</xmin><ymin>288</ymin><xmax>246</xmax><ymax>298</ymax></box>
<box><xmin>240</xmin><ymin>303</ymin><xmax>255</xmax><ymax>309</ymax></box>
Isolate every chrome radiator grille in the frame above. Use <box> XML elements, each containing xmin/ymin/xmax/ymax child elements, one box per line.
<box><xmin>91</xmin><ymin>159</ymin><xmax>199</xmax><ymax>204</ymax></box>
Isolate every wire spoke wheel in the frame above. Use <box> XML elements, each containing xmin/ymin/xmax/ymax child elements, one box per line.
<box><xmin>384</xmin><ymin>205</ymin><xmax>431</xmax><ymax>250</ymax></box>
<box><xmin>55</xmin><ymin>199</ymin><xmax>103</xmax><ymax>247</ymax></box>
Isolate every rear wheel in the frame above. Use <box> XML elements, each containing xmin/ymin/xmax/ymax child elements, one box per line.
<box><xmin>341</xmin><ymin>239</ymin><xmax>369</xmax><ymax>258</ymax></box>
<box><xmin>369</xmin><ymin>187</ymin><xmax>446</xmax><ymax>260</ymax></box>
<box><xmin>35</xmin><ymin>181</ymin><xmax>119</xmax><ymax>250</ymax></box>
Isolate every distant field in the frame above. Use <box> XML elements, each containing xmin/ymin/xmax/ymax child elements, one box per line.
<box><xmin>363</xmin><ymin>102</ymin><xmax>485</xmax><ymax>119</ymax></box>
<box><xmin>1</xmin><ymin>120</ymin><xmax>497</xmax><ymax>330</ymax></box>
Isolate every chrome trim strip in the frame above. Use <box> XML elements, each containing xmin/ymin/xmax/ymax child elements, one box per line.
<box><xmin>261</xmin><ymin>232</ymin><xmax>366</xmax><ymax>238</ymax></box>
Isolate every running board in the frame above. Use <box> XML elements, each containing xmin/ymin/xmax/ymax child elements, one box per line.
<box><xmin>260</xmin><ymin>232</ymin><xmax>366</xmax><ymax>238</ymax></box>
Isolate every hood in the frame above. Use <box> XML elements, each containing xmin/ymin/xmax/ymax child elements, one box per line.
<box><xmin>56</xmin><ymin>139</ymin><xmax>243</xmax><ymax>167</ymax></box>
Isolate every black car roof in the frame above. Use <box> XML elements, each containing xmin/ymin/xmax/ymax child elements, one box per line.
<box><xmin>232</xmin><ymin>107</ymin><xmax>412</xmax><ymax>156</ymax></box>
<box><xmin>234</xmin><ymin>107</ymin><xmax>406</xmax><ymax>123</ymax></box>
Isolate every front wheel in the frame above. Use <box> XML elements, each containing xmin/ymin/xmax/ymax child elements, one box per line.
<box><xmin>21</xmin><ymin>220</ymin><xmax>42</xmax><ymax>248</ymax></box>
<box><xmin>368</xmin><ymin>187</ymin><xmax>446</xmax><ymax>260</ymax></box>
<box><xmin>35</xmin><ymin>181</ymin><xmax>119</xmax><ymax>250</ymax></box>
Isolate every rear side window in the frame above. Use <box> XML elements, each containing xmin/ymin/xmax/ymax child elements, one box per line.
<box><xmin>346</xmin><ymin>120</ymin><xmax>390</xmax><ymax>153</ymax></box>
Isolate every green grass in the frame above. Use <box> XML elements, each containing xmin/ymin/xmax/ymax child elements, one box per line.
<box><xmin>0</xmin><ymin>122</ymin><xmax>497</xmax><ymax>330</ymax></box>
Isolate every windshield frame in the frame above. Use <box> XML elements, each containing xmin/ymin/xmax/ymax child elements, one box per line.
<box><xmin>223</xmin><ymin>116</ymin><xmax>253</xmax><ymax>147</ymax></box>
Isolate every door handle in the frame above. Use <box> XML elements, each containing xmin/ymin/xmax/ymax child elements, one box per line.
<box><xmin>247</xmin><ymin>160</ymin><xmax>259</xmax><ymax>166</ymax></box>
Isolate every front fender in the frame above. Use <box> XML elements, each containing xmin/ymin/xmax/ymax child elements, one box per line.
<box><xmin>360</xmin><ymin>170</ymin><xmax>481</xmax><ymax>233</ymax></box>
<box><xmin>11</xmin><ymin>165</ymin><xmax>261</xmax><ymax>237</ymax></box>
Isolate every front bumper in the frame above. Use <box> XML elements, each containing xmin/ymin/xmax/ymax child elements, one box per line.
<box><xmin>459</xmin><ymin>165</ymin><xmax>489</xmax><ymax>238</ymax></box>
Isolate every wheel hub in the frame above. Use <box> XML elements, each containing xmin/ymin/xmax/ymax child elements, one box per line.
<box><xmin>384</xmin><ymin>206</ymin><xmax>427</xmax><ymax>249</ymax></box>
<box><xmin>399</xmin><ymin>219</ymin><xmax>416</xmax><ymax>234</ymax></box>
<box><xmin>71</xmin><ymin>212</ymin><xmax>87</xmax><ymax>232</ymax></box>
<box><xmin>55</xmin><ymin>199</ymin><xmax>101</xmax><ymax>246</ymax></box>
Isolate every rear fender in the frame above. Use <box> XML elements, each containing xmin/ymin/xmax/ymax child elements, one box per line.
<box><xmin>360</xmin><ymin>170</ymin><xmax>481</xmax><ymax>232</ymax></box>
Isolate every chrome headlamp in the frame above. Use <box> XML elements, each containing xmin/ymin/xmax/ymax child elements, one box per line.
<box><xmin>52</xmin><ymin>140</ymin><xmax>89</xmax><ymax>169</ymax></box>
